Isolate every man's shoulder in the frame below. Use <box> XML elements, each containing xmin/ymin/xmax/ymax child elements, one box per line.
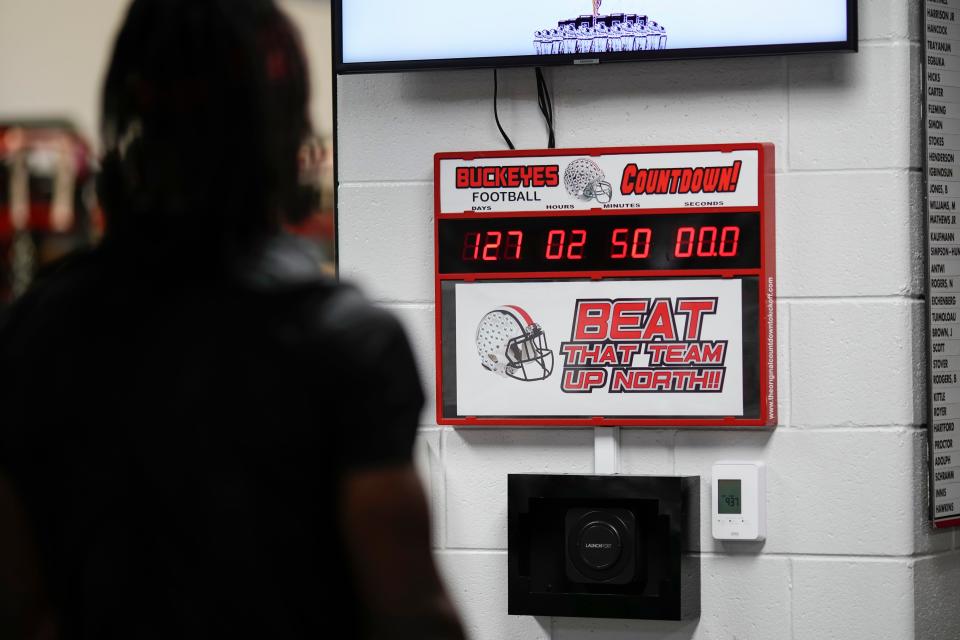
<box><xmin>283</xmin><ymin>282</ymin><xmax>407</xmax><ymax>377</ymax></box>
<box><xmin>305</xmin><ymin>284</ymin><xmax>398</xmax><ymax>334</ymax></box>
<box><xmin>241</xmin><ymin>234</ymin><xmax>404</xmax><ymax>345</ymax></box>
<box><xmin>0</xmin><ymin>249</ymin><xmax>106</xmax><ymax>339</ymax></box>
<box><xmin>22</xmin><ymin>248</ymin><xmax>106</xmax><ymax>298</ymax></box>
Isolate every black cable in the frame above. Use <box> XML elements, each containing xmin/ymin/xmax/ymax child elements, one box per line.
<box><xmin>535</xmin><ymin>67</ymin><xmax>556</xmax><ymax>148</ymax></box>
<box><xmin>493</xmin><ymin>69</ymin><xmax>515</xmax><ymax>150</ymax></box>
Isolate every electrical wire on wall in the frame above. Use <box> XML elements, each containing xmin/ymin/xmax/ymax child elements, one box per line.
<box><xmin>493</xmin><ymin>69</ymin><xmax>515</xmax><ymax>150</ymax></box>
<box><xmin>492</xmin><ymin>67</ymin><xmax>558</xmax><ymax>150</ymax></box>
<box><xmin>534</xmin><ymin>67</ymin><xmax>555</xmax><ymax>149</ymax></box>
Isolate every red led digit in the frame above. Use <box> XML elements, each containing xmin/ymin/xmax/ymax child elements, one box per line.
<box><xmin>546</xmin><ymin>229</ymin><xmax>566</xmax><ymax>260</ymax></box>
<box><xmin>631</xmin><ymin>228</ymin><xmax>652</xmax><ymax>259</ymax></box>
<box><xmin>482</xmin><ymin>231</ymin><xmax>502</xmax><ymax>261</ymax></box>
<box><xmin>719</xmin><ymin>226</ymin><xmax>740</xmax><ymax>257</ymax></box>
<box><xmin>567</xmin><ymin>229</ymin><xmax>587</xmax><ymax>260</ymax></box>
<box><xmin>675</xmin><ymin>227</ymin><xmax>695</xmax><ymax>258</ymax></box>
<box><xmin>611</xmin><ymin>228</ymin><xmax>628</xmax><ymax>259</ymax></box>
<box><xmin>697</xmin><ymin>226</ymin><xmax>718</xmax><ymax>257</ymax></box>
<box><xmin>462</xmin><ymin>231</ymin><xmax>481</xmax><ymax>260</ymax></box>
<box><xmin>505</xmin><ymin>230</ymin><xmax>523</xmax><ymax>260</ymax></box>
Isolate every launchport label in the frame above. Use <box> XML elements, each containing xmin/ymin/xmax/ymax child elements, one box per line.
<box><xmin>439</xmin><ymin>149</ymin><xmax>759</xmax><ymax>213</ymax></box>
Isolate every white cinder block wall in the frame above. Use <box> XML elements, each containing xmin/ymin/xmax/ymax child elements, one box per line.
<box><xmin>337</xmin><ymin>1</ymin><xmax>960</xmax><ymax>638</ymax></box>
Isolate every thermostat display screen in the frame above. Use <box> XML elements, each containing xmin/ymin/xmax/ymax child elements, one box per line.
<box><xmin>718</xmin><ymin>479</ymin><xmax>742</xmax><ymax>514</ymax></box>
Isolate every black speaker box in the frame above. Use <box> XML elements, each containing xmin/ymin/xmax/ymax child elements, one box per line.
<box><xmin>508</xmin><ymin>474</ymin><xmax>700</xmax><ymax>620</ymax></box>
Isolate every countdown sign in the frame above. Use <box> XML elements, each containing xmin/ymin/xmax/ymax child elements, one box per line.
<box><xmin>434</xmin><ymin>143</ymin><xmax>777</xmax><ymax>427</ymax></box>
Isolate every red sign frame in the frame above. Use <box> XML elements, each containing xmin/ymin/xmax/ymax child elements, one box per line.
<box><xmin>434</xmin><ymin>143</ymin><xmax>776</xmax><ymax>427</ymax></box>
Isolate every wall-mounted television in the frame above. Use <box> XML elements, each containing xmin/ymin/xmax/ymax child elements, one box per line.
<box><xmin>333</xmin><ymin>0</ymin><xmax>857</xmax><ymax>74</ymax></box>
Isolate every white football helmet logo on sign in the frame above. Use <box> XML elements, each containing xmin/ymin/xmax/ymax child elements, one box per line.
<box><xmin>476</xmin><ymin>305</ymin><xmax>554</xmax><ymax>382</ymax></box>
<box><xmin>564</xmin><ymin>158</ymin><xmax>613</xmax><ymax>203</ymax></box>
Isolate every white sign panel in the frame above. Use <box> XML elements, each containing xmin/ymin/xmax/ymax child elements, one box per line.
<box><xmin>453</xmin><ymin>279</ymin><xmax>744</xmax><ymax>417</ymax></box>
<box><xmin>438</xmin><ymin>149</ymin><xmax>760</xmax><ymax>214</ymax></box>
<box><xmin>925</xmin><ymin>0</ymin><xmax>960</xmax><ymax>528</ymax></box>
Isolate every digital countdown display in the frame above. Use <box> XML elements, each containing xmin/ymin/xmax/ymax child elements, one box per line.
<box><xmin>434</xmin><ymin>144</ymin><xmax>777</xmax><ymax>427</ymax></box>
<box><xmin>438</xmin><ymin>212</ymin><xmax>760</xmax><ymax>273</ymax></box>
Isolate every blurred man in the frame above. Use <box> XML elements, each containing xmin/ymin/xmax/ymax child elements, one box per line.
<box><xmin>0</xmin><ymin>1</ymin><xmax>464</xmax><ymax>639</ymax></box>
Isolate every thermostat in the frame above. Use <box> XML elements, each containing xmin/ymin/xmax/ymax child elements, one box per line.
<box><xmin>711</xmin><ymin>461</ymin><xmax>766</xmax><ymax>541</ymax></box>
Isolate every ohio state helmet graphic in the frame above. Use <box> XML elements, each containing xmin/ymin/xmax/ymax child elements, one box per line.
<box><xmin>564</xmin><ymin>158</ymin><xmax>613</xmax><ymax>203</ymax></box>
<box><xmin>476</xmin><ymin>306</ymin><xmax>554</xmax><ymax>381</ymax></box>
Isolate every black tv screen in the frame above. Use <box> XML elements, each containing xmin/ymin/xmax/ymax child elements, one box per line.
<box><xmin>334</xmin><ymin>0</ymin><xmax>857</xmax><ymax>74</ymax></box>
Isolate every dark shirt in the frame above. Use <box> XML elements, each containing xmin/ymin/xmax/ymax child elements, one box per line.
<box><xmin>0</xmin><ymin>235</ymin><xmax>424</xmax><ymax>639</ymax></box>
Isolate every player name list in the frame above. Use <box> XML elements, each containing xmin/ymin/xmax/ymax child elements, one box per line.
<box><xmin>926</xmin><ymin>0</ymin><xmax>960</xmax><ymax>526</ymax></box>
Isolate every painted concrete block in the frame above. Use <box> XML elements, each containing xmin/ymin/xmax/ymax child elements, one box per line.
<box><xmin>436</xmin><ymin>551</ymin><xmax>551</xmax><ymax>640</ymax></box>
<box><xmin>552</xmin><ymin>55</ymin><xmax>788</xmax><ymax>170</ymax></box>
<box><xmin>914</xmin><ymin>551</ymin><xmax>960</xmax><ymax>640</ymax></box>
<box><xmin>793</xmin><ymin>558</ymin><xmax>914</xmax><ymax>640</ymax></box>
<box><xmin>553</xmin><ymin>556</ymin><xmax>791</xmax><ymax>640</ymax></box>
<box><xmin>444</xmin><ymin>428</ymin><xmax>594</xmax><ymax>549</ymax></box>
<box><xmin>789</xmin><ymin>300</ymin><xmax>922</xmax><ymax>428</ymax></box>
<box><xmin>789</xmin><ymin>43</ymin><xmax>916</xmax><ymax>171</ymax></box>
<box><xmin>860</xmin><ymin>0</ymin><xmax>920</xmax><ymax>42</ymax></box>
<box><xmin>338</xmin><ymin>69</ymin><xmax>545</xmax><ymax>183</ymax></box>
<box><xmin>338</xmin><ymin>183</ymin><xmax>434</xmax><ymax>303</ymax></box>
<box><xmin>415</xmin><ymin>428</ymin><xmax>445</xmax><ymax>548</ymax></box>
<box><xmin>776</xmin><ymin>171</ymin><xmax>919</xmax><ymax>298</ymax></box>
<box><xmin>676</xmin><ymin>429</ymin><xmax>918</xmax><ymax>555</ymax></box>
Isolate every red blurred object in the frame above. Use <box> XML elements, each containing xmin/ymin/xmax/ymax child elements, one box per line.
<box><xmin>284</xmin><ymin>133</ymin><xmax>335</xmax><ymax>270</ymax></box>
<box><xmin>284</xmin><ymin>210</ymin><xmax>333</xmax><ymax>241</ymax></box>
<box><xmin>0</xmin><ymin>120</ymin><xmax>101</xmax><ymax>304</ymax></box>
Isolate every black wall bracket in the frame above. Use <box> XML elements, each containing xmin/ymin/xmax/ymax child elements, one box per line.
<box><xmin>508</xmin><ymin>474</ymin><xmax>700</xmax><ymax>620</ymax></box>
